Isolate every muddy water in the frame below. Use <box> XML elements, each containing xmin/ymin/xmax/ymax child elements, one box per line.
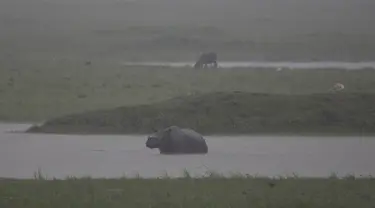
<box><xmin>0</xmin><ymin>123</ymin><xmax>374</xmax><ymax>179</ymax></box>
<box><xmin>120</xmin><ymin>61</ymin><xmax>375</xmax><ymax>70</ymax></box>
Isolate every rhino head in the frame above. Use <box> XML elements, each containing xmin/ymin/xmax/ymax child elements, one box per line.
<box><xmin>145</xmin><ymin>136</ymin><xmax>160</xmax><ymax>149</ymax></box>
<box><xmin>145</xmin><ymin>127</ymin><xmax>172</xmax><ymax>149</ymax></box>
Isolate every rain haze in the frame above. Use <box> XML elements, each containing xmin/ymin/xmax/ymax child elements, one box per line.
<box><xmin>1</xmin><ymin>0</ymin><xmax>375</xmax><ymax>63</ymax></box>
<box><xmin>1</xmin><ymin>1</ymin><xmax>375</xmax><ymax>207</ymax></box>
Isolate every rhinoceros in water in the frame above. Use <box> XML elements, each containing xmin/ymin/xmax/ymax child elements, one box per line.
<box><xmin>145</xmin><ymin>126</ymin><xmax>208</xmax><ymax>154</ymax></box>
<box><xmin>194</xmin><ymin>52</ymin><xmax>218</xmax><ymax>69</ymax></box>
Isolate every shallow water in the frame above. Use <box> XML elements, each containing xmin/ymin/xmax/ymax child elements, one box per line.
<box><xmin>0</xmin><ymin>123</ymin><xmax>374</xmax><ymax>179</ymax></box>
<box><xmin>120</xmin><ymin>61</ymin><xmax>375</xmax><ymax>70</ymax></box>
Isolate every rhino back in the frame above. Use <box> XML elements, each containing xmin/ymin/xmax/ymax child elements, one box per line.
<box><xmin>178</xmin><ymin>128</ymin><xmax>207</xmax><ymax>150</ymax></box>
<box><xmin>180</xmin><ymin>129</ymin><xmax>205</xmax><ymax>141</ymax></box>
<box><xmin>158</xmin><ymin>126</ymin><xmax>207</xmax><ymax>154</ymax></box>
<box><xmin>157</xmin><ymin>126</ymin><xmax>184</xmax><ymax>153</ymax></box>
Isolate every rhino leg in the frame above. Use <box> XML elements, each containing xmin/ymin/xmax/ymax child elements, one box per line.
<box><xmin>194</xmin><ymin>61</ymin><xmax>203</xmax><ymax>69</ymax></box>
<box><xmin>212</xmin><ymin>61</ymin><xmax>218</xmax><ymax>68</ymax></box>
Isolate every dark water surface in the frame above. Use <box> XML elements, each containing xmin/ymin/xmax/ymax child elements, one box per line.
<box><xmin>1</xmin><ymin>123</ymin><xmax>374</xmax><ymax>179</ymax></box>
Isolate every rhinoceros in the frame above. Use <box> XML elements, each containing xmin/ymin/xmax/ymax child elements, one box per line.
<box><xmin>194</xmin><ymin>52</ymin><xmax>218</xmax><ymax>69</ymax></box>
<box><xmin>145</xmin><ymin>126</ymin><xmax>208</xmax><ymax>154</ymax></box>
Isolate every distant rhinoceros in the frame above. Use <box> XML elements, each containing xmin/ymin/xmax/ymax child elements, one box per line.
<box><xmin>194</xmin><ymin>52</ymin><xmax>218</xmax><ymax>69</ymax></box>
<box><xmin>145</xmin><ymin>126</ymin><xmax>208</xmax><ymax>154</ymax></box>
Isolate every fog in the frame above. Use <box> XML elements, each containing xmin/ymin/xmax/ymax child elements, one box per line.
<box><xmin>2</xmin><ymin>0</ymin><xmax>374</xmax><ymax>33</ymax></box>
<box><xmin>1</xmin><ymin>0</ymin><xmax>375</xmax><ymax>62</ymax></box>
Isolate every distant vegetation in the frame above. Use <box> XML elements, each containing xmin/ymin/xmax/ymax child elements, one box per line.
<box><xmin>2</xmin><ymin>0</ymin><xmax>375</xmax><ymax>62</ymax></box>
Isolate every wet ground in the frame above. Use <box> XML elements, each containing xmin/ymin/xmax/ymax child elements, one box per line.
<box><xmin>120</xmin><ymin>61</ymin><xmax>375</xmax><ymax>70</ymax></box>
<box><xmin>1</xmin><ymin>123</ymin><xmax>374</xmax><ymax>179</ymax></box>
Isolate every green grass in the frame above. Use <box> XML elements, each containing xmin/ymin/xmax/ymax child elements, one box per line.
<box><xmin>0</xmin><ymin>172</ymin><xmax>374</xmax><ymax>208</ymax></box>
<box><xmin>27</xmin><ymin>91</ymin><xmax>375</xmax><ymax>135</ymax></box>
<box><xmin>2</xmin><ymin>64</ymin><xmax>375</xmax><ymax>122</ymax></box>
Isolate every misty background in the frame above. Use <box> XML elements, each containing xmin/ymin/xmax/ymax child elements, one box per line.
<box><xmin>1</xmin><ymin>0</ymin><xmax>375</xmax><ymax>64</ymax></box>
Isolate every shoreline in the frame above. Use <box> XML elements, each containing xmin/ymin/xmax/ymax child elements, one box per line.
<box><xmin>1</xmin><ymin>122</ymin><xmax>374</xmax><ymax>138</ymax></box>
<box><xmin>119</xmin><ymin>60</ymin><xmax>375</xmax><ymax>70</ymax></box>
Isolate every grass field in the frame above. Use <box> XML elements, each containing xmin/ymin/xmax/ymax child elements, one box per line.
<box><xmin>27</xmin><ymin>91</ymin><xmax>375</xmax><ymax>135</ymax></box>
<box><xmin>2</xmin><ymin>63</ymin><xmax>375</xmax><ymax>122</ymax></box>
<box><xmin>0</xmin><ymin>173</ymin><xmax>374</xmax><ymax>208</ymax></box>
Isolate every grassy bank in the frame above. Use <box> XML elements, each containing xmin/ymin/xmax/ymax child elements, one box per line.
<box><xmin>0</xmin><ymin>174</ymin><xmax>374</xmax><ymax>208</ymax></box>
<box><xmin>2</xmin><ymin>65</ymin><xmax>375</xmax><ymax>122</ymax></box>
<box><xmin>27</xmin><ymin>91</ymin><xmax>375</xmax><ymax>135</ymax></box>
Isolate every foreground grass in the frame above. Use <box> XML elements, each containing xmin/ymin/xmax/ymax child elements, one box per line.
<box><xmin>28</xmin><ymin>91</ymin><xmax>375</xmax><ymax>135</ymax></box>
<box><xmin>1</xmin><ymin>64</ymin><xmax>375</xmax><ymax>122</ymax></box>
<box><xmin>0</xmin><ymin>174</ymin><xmax>374</xmax><ymax>208</ymax></box>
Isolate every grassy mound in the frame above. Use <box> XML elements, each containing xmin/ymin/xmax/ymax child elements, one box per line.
<box><xmin>27</xmin><ymin>92</ymin><xmax>375</xmax><ymax>135</ymax></box>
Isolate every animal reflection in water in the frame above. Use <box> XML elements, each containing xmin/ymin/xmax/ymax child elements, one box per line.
<box><xmin>194</xmin><ymin>52</ymin><xmax>218</xmax><ymax>69</ymax></box>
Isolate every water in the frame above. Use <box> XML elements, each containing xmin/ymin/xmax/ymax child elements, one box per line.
<box><xmin>0</xmin><ymin>123</ymin><xmax>374</xmax><ymax>179</ymax></box>
<box><xmin>120</xmin><ymin>61</ymin><xmax>375</xmax><ymax>70</ymax></box>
